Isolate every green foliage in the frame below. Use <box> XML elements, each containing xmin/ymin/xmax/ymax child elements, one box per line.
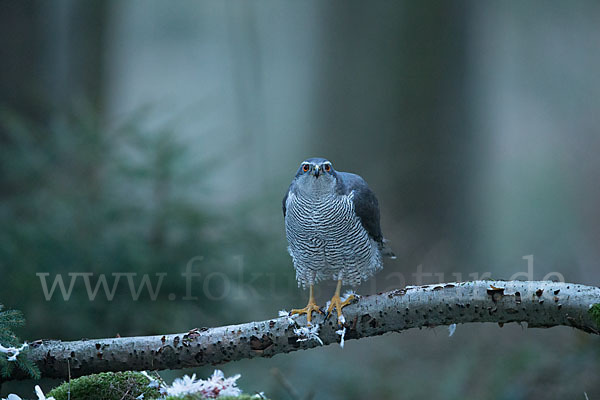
<box><xmin>589</xmin><ymin>303</ymin><xmax>600</xmax><ymax>327</ymax></box>
<box><xmin>0</xmin><ymin>105</ymin><xmax>225</xmax><ymax>338</ymax></box>
<box><xmin>0</xmin><ymin>304</ymin><xmax>25</xmax><ymax>343</ymax></box>
<box><xmin>0</xmin><ymin>104</ymin><xmax>294</xmax><ymax>341</ymax></box>
<box><xmin>47</xmin><ymin>371</ymin><xmax>161</xmax><ymax>400</ymax></box>
<box><xmin>0</xmin><ymin>304</ymin><xmax>40</xmax><ymax>379</ymax></box>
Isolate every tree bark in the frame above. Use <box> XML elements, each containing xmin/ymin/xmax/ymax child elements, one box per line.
<box><xmin>5</xmin><ymin>280</ymin><xmax>600</xmax><ymax>382</ymax></box>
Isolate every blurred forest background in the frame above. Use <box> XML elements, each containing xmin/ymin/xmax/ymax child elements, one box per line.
<box><xmin>1</xmin><ymin>1</ymin><xmax>600</xmax><ymax>399</ymax></box>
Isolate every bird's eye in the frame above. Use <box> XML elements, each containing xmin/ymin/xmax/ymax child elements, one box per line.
<box><xmin>302</xmin><ymin>164</ymin><xmax>310</xmax><ymax>172</ymax></box>
<box><xmin>324</xmin><ymin>164</ymin><xmax>331</xmax><ymax>172</ymax></box>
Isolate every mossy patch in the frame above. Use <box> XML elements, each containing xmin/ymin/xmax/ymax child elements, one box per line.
<box><xmin>47</xmin><ymin>371</ymin><xmax>161</xmax><ymax>400</ymax></box>
<box><xmin>46</xmin><ymin>371</ymin><xmax>268</xmax><ymax>400</ymax></box>
<box><xmin>589</xmin><ymin>303</ymin><xmax>600</xmax><ymax>328</ymax></box>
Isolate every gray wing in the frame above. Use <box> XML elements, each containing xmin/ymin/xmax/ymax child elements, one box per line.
<box><xmin>282</xmin><ymin>183</ymin><xmax>293</xmax><ymax>217</ymax></box>
<box><xmin>336</xmin><ymin>172</ymin><xmax>383</xmax><ymax>243</ymax></box>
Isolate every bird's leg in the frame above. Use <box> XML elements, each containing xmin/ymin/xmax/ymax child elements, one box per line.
<box><xmin>326</xmin><ymin>279</ymin><xmax>355</xmax><ymax>324</ymax></box>
<box><xmin>291</xmin><ymin>284</ymin><xmax>322</xmax><ymax>325</ymax></box>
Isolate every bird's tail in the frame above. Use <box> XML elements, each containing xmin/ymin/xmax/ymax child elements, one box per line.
<box><xmin>380</xmin><ymin>238</ymin><xmax>397</xmax><ymax>259</ymax></box>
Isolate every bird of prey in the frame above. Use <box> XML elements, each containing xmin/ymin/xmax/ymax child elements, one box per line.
<box><xmin>283</xmin><ymin>157</ymin><xmax>395</xmax><ymax>324</ymax></box>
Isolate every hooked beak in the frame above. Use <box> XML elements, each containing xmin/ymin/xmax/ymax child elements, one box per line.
<box><xmin>313</xmin><ymin>165</ymin><xmax>320</xmax><ymax>178</ymax></box>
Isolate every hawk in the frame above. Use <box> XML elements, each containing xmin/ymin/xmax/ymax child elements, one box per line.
<box><xmin>283</xmin><ymin>157</ymin><xmax>395</xmax><ymax>324</ymax></box>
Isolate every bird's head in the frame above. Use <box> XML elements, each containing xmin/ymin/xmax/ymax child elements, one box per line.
<box><xmin>294</xmin><ymin>157</ymin><xmax>337</xmax><ymax>194</ymax></box>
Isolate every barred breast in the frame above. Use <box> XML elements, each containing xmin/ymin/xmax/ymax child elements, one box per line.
<box><xmin>285</xmin><ymin>190</ymin><xmax>383</xmax><ymax>287</ymax></box>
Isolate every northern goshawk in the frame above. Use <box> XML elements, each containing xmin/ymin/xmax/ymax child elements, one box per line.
<box><xmin>283</xmin><ymin>157</ymin><xmax>395</xmax><ymax>324</ymax></box>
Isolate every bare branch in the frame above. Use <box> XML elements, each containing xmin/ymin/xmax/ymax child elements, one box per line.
<box><xmin>5</xmin><ymin>280</ymin><xmax>599</xmax><ymax>382</ymax></box>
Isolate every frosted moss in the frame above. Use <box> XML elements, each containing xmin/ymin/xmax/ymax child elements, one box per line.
<box><xmin>47</xmin><ymin>371</ymin><xmax>161</xmax><ymax>400</ymax></box>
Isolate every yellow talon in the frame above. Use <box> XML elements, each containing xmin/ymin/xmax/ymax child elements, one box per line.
<box><xmin>326</xmin><ymin>279</ymin><xmax>355</xmax><ymax>324</ymax></box>
<box><xmin>291</xmin><ymin>284</ymin><xmax>323</xmax><ymax>325</ymax></box>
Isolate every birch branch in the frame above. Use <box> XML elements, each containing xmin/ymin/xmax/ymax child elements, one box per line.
<box><xmin>5</xmin><ymin>280</ymin><xmax>600</xmax><ymax>382</ymax></box>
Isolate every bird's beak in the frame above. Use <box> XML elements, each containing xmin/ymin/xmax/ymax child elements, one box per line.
<box><xmin>313</xmin><ymin>165</ymin><xmax>320</xmax><ymax>178</ymax></box>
